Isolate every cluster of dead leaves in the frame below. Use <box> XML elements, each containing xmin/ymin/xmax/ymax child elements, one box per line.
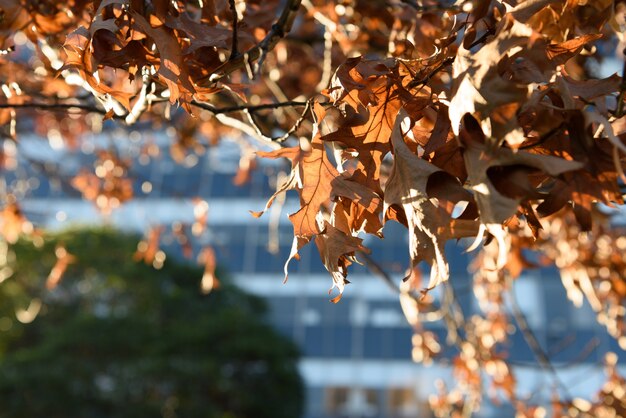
<box><xmin>539</xmin><ymin>210</ymin><xmax>626</xmax><ymax>349</ymax></box>
<box><xmin>254</xmin><ymin>0</ymin><xmax>625</xmax><ymax>306</ymax></box>
<box><xmin>1</xmin><ymin>0</ymin><xmax>626</xmax><ymax>414</ymax></box>
<box><xmin>517</xmin><ymin>353</ymin><xmax>626</xmax><ymax>418</ymax></box>
<box><xmin>251</xmin><ymin>0</ymin><xmax>626</xmax><ymax>412</ymax></box>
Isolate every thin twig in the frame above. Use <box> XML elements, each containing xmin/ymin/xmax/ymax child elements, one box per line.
<box><xmin>0</xmin><ymin>102</ymin><xmax>107</xmax><ymax>114</ymax></box>
<box><xmin>357</xmin><ymin>250</ymin><xmax>403</xmax><ymax>294</ymax></box>
<box><xmin>272</xmin><ymin>99</ymin><xmax>312</xmax><ymax>142</ymax></box>
<box><xmin>190</xmin><ymin>100</ymin><xmax>308</xmax><ymax>115</ymax></box>
<box><xmin>508</xmin><ymin>281</ymin><xmax>573</xmax><ymax>399</ymax></box>
<box><xmin>398</xmin><ymin>0</ymin><xmax>461</xmax><ymax>13</ymax></box>
<box><xmin>465</xmin><ymin>26</ymin><xmax>496</xmax><ymax>50</ymax></box>
<box><xmin>125</xmin><ymin>72</ymin><xmax>150</xmax><ymax>125</ymax></box>
<box><xmin>442</xmin><ymin>281</ymin><xmax>466</xmax><ymax>346</ymax></box>
<box><xmin>228</xmin><ymin>0</ymin><xmax>240</xmax><ymax>60</ymax></box>
<box><xmin>407</xmin><ymin>56</ymin><xmax>455</xmax><ymax>89</ymax></box>
<box><xmin>357</xmin><ymin>251</ymin><xmax>446</xmax><ymax>322</ymax></box>
<box><xmin>616</xmin><ymin>47</ymin><xmax>626</xmax><ymax>117</ymax></box>
<box><xmin>0</xmin><ymin>99</ymin><xmax>308</xmax><ymax>119</ymax></box>
<box><xmin>562</xmin><ymin>337</ymin><xmax>601</xmax><ymax>369</ymax></box>
<box><xmin>316</xmin><ymin>27</ymin><xmax>334</xmax><ymax>92</ymax></box>
<box><xmin>518</xmin><ymin>123</ymin><xmax>565</xmax><ymax>150</ymax></box>
<box><xmin>200</xmin><ymin>0</ymin><xmax>302</xmax><ymax>84</ymax></box>
<box><xmin>214</xmin><ymin>113</ymin><xmax>278</xmax><ymax>147</ymax></box>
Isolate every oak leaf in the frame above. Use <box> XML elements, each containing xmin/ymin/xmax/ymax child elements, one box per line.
<box><xmin>314</xmin><ymin>222</ymin><xmax>368</xmax><ymax>303</ymax></box>
<box><xmin>546</xmin><ymin>34</ymin><xmax>603</xmax><ymax>66</ymax></box>
<box><xmin>460</xmin><ymin>114</ymin><xmax>583</xmax><ymax>226</ymax></box>
<box><xmin>459</xmin><ymin>113</ymin><xmax>582</xmax><ymax>266</ymax></box>
<box><xmin>449</xmin><ymin>16</ymin><xmax>533</xmax><ymax>135</ymax></box>
<box><xmin>384</xmin><ymin>109</ymin><xmax>478</xmax><ymax>290</ymax></box>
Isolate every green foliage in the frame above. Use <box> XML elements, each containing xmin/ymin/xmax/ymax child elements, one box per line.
<box><xmin>0</xmin><ymin>228</ymin><xmax>304</xmax><ymax>418</ymax></box>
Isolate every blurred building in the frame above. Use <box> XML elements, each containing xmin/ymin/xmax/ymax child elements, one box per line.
<box><xmin>11</xmin><ymin>132</ymin><xmax>626</xmax><ymax>418</ymax></box>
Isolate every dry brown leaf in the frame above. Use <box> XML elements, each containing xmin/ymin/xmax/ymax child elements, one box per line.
<box><xmin>46</xmin><ymin>246</ymin><xmax>76</xmax><ymax>290</ymax></box>
<box><xmin>384</xmin><ymin>109</ymin><xmax>478</xmax><ymax>290</ymax></box>
<box><xmin>546</xmin><ymin>33</ymin><xmax>603</xmax><ymax>66</ymax></box>
<box><xmin>133</xmin><ymin>226</ymin><xmax>164</xmax><ymax>264</ymax></box>
<box><xmin>287</xmin><ymin>134</ymin><xmax>338</xmax><ymax>237</ymax></box>
<box><xmin>198</xmin><ymin>246</ymin><xmax>220</xmax><ymax>294</ymax></box>
<box><xmin>460</xmin><ymin>114</ymin><xmax>583</xmax><ymax>226</ymax></box>
<box><xmin>251</xmin><ymin>147</ymin><xmax>302</xmax><ymax>218</ymax></box>
<box><xmin>314</xmin><ymin>222</ymin><xmax>368</xmax><ymax>303</ymax></box>
<box><xmin>449</xmin><ymin>17</ymin><xmax>533</xmax><ymax>135</ymax></box>
<box><xmin>0</xmin><ymin>203</ymin><xmax>32</xmax><ymax>244</ymax></box>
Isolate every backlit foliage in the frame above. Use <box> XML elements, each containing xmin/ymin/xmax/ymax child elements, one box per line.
<box><xmin>1</xmin><ymin>0</ymin><xmax>626</xmax><ymax>415</ymax></box>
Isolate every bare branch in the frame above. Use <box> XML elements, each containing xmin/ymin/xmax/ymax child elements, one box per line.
<box><xmin>315</xmin><ymin>27</ymin><xmax>334</xmax><ymax>92</ymax></box>
<box><xmin>508</xmin><ymin>281</ymin><xmax>573</xmax><ymax>399</ymax></box>
<box><xmin>214</xmin><ymin>113</ymin><xmax>278</xmax><ymax>147</ymax></box>
<box><xmin>357</xmin><ymin>250</ymin><xmax>403</xmax><ymax>294</ymax></box>
<box><xmin>397</xmin><ymin>0</ymin><xmax>461</xmax><ymax>12</ymax></box>
<box><xmin>228</xmin><ymin>0</ymin><xmax>240</xmax><ymax>60</ymax></box>
<box><xmin>190</xmin><ymin>100</ymin><xmax>308</xmax><ymax>115</ymax></box>
<box><xmin>407</xmin><ymin>56</ymin><xmax>455</xmax><ymax>89</ymax></box>
<box><xmin>358</xmin><ymin>251</ymin><xmax>446</xmax><ymax>322</ymax></box>
<box><xmin>272</xmin><ymin>99</ymin><xmax>312</xmax><ymax>143</ymax></box>
<box><xmin>0</xmin><ymin>102</ymin><xmax>109</xmax><ymax>115</ymax></box>
<box><xmin>199</xmin><ymin>0</ymin><xmax>303</xmax><ymax>85</ymax></box>
<box><xmin>616</xmin><ymin>47</ymin><xmax>626</xmax><ymax>117</ymax></box>
<box><xmin>125</xmin><ymin>72</ymin><xmax>151</xmax><ymax>125</ymax></box>
<box><xmin>0</xmin><ymin>99</ymin><xmax>308</xmax><ymax>124</ymax></box>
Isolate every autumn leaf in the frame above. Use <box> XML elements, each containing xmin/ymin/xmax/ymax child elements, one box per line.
<box><xmin>330</xmin><ymin>174</ymin><xmax>383</xmax><ymax>236</ymax></box>
<box><xmin>198</xmin><ymin>246</ymin><xmax>220</xmax><ymax>294</ymax></box>
<box><xmin>251</xmin><ymin>146</ymin><xmax>302</xmax><ymax>219</ymax></box>
<box><xmin>286</xmin><ymin>134</ymin><xmax>337</xmax><ymax>237</ymax></box>
<box><xmin>314</xmin><ymin>222</ymin><xmax>368</xmax><ymax>303</ymax></box>
<box><xmin>46</xmin><ymin>246</ymin><xmax>76</xmax><ymax>290</ymax></box>
<box><xmin>130</xmin><ymin>12</ymin><xmax>196</xmax><ymax>105</ymax></box>
<box><xmin>384</xmin><ymin>109</ymin><xmax>478</xmax><ymax>290</ymax></box>
<box><xmin>546</xmin><ymin>34</ymin><xmax>603</xmax><ymax>66</ymax></box>
<box><xmin>459</xmin><ymin>113</ymin><xmax>582</xmax><ymax>266</ymax></box>
<box><xmin>449</xmin><ymin>16</ymin><xmax>533</xmax><ymax>135</ymax></box>
<box><xmin>460</xmin><ymin>114</ymin><xmax>583</xmax><ymax>226</ymax></box>
<box><xmin>62</xmin><ymin>26</ymin><xmax>134</xmax><ymax>111</ymax></box>
<box><xmin>134</xmin><ymin>226</ymin><xmax>164</xmax><ymax>264</ymax></box>
<box><xmin>0</xmin><ymin>203</ymin><xmax>32</xmax><ymax>244</ymax></box>
<box><xmin>321</xmin><ymin>57</ymin><xmax>429</xmax><ymax>194</ymax></box>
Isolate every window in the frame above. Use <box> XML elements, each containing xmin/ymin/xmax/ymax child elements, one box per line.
<box><xmin>325</xmin><ymin>387</ymin><xmax>380</xmax><ymax>418</ymax></box>
<box><xmin>387</xmin><ymin>388</ymin><xmax>432</xmax><ymax>418</ymax></box>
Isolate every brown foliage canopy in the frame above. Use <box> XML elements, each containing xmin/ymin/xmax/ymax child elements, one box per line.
<box><xmin>1</xmin><ymin>0</ymin><xmax>626</xmax><ymax>415</ymax></box>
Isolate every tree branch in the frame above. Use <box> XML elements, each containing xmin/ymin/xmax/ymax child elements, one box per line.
<box><xmin>315</xmin><ymin>27</ymin><xmax>333</xmax><ymax>92</ymax></box>
<box><xmin>0</xmin><ymin>102</ymin><xmax>108</xmax><ymax>115</ymax></box>
<box><xmin>616</xmin><ymin>47</ymin><xmax>626</xmax><ymax>118</ymax></box>
<box><xmin>358</xmin><ymin>251</ymin><xmax>446</xmax><ymax>322</ymax></box>
<box><xmin>199</xmin><ymin>0</ymin><xmax>303</xmax><ymax>85</ymax></box>
<box><xmin>407</xmin><ymin>56</ymin><xmax>455</xmax><ymax>89</ymax></box>
<box><xmin>508</xmin><ymin>282</ymin><xmax>572</xmax><ymax>399</ymax></box>
<box><xmin>190</xmin><ymin>100</ymin><xmax>308</xmax><ymax>115</ymax></box>
<box><xmin>228</xmin><ymin>0</ymin><xmax>240</xmax><ymax>60</ymax></box>
<box><xmin>0</xmin><ymin>99</ymin><xmax>308</xmax><ymax>122</ymax></box>
<box><xmin>125</xmin><ymin>72</ymin><xmax>151</xmax><ymax>125</ymax></box>
<box><xmin>398</xmin><ymin>0</ymin><xmax>460</xmax><ymax>13</ymax></box>
<box><xmin>271</xmin><ymin>98</ymin><xmax>312</xmax><ymax>143</ymax></box>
